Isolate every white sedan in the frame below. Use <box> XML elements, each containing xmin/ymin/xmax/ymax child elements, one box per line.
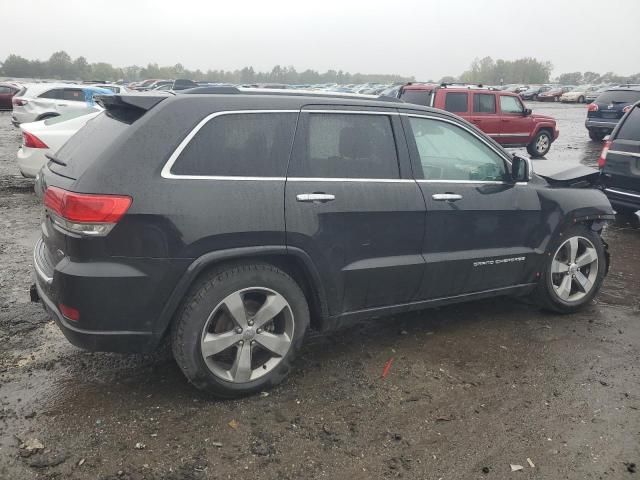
<box><xmin>17</xmin><ymin>107</ymin><xmax>102</xmax><ymax>178</ymax></box>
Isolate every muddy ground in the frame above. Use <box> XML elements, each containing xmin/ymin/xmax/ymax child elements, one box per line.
<box><xmin>0</xmin><ymin>103</ymin><xmax>639</xmax><ymax>479</ymax></box>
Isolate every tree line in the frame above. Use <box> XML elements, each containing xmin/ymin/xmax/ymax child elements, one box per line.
<box><xmin>2</xmin><ymin>51</ymin><xmax>638</xmax><ymax>86</ymax></box>
<box><xmin>448</xmin><ymin>56</ymin><xmax>640</xmax><ymax>86</ymax></box>
<box><xmin>0</xmin><ymin>51</ymin><xmax>413</xmax><ymax>84</ymax></box>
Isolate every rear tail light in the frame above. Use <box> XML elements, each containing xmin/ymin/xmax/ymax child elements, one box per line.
<box><xmin>59</xmin><ymin>303</ymin><xmax>80</xmax><ymax>322</ymax></box>
<box><xmin>598</xmin><ymin>140</ymin><xmax>612</xmax><ymax>169</ymax></box>
<box><xmin>13</xmin><ymin>97</ymin><xmax>27</xmax><ymax>107</ymax></box>
<box><xmin>587</xmin><ymin>103</ymin><xmax>599</xmax><ymax>112</ymax></box>
<box><xmin>43</xmin><ymin>186</ymin><xmax>132</xmax><ymax>237</ymax></box>
<box><xmin>22</xmin><ymin>131</ymin><xmax>48</xmax><ymax>149</ymax></box>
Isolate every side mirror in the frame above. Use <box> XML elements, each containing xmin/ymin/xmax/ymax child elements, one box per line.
<box><xmin>512</xmin><ymin>155</ymin><xmax>532</xmax><ymax>182</ymax></box>
<box><xmin>523</xmin><ymin>108</ymin><xmax>532</xmax><ymax>116</ymax></box>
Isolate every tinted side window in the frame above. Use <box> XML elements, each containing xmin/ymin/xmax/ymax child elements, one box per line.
<box><xmin>0</xmin><ymin>86</ymin><xmax>10</xmax><ymax>94</ymax></box>
<box><xmin>408</xmin><ymin>117</ymin><xmax>506</xmax><ymax>181</ymax></box>
<box><xmin>500</xmin><ymin>95</ymin><xmax>523</xmax><ymax>114</ymax></box>
<box><xmin>473</xmin><ymin>93</ymin><xmax>496</xmax><ymax>113</ymax></box>
<box><xmin>617</xmin><ymin>107</ymin><xmax>640</xmax><ymax>141</ymax></box>
<box><xmin>400</xmin><ymin>90</ymin><xmax>433</xmax><ymax>106</ymax></box>
<box><xmin>171</xmin><ymin>112</ymin><xmax>297</xmax><ymax>177</ymax></box>
<box><xmin>39</xmin><ymin>89</ymin><xmax>62</xmax><ymax>100</ymax></box>
<box><xmin>444</xmin><ymin>92</ymin><xmax>468</xmax><ymax>113</ymax></box>
<box><xmin>294</xmin><ymin>113</ymin><xmax>399</xmax><ymax>179</ymax></box>
<box><xmin>62</xmin><ymin>89</ymin><xmax>85</xmax><ymax>102</ymax></box>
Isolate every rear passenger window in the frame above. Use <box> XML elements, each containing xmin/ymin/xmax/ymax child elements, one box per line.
<box><xmin>444</xmin><ymin>93</ymin><xmax>468</xmax><ymax>113</ymax></box>
<box><xmin>170</xmin><ymin>112</ymin><xmax>297</xmax><ymax>177</ymax></box>
<box><xmin>473</xmin><ymin>94</ymin><xmax>496</xmax><ymax>113</ymax></box>
<box><xmin>293</xmin><ymin>113</ymin><xmax>399</xmax><ymax>179</ymax></box>
<box><xmin>617</xmin><ymin>107</ymin><xmax>640</xmax><ymax>140</ymax></box>
<box><xmin>62</xmin><ymin>89</ymin><xmax>85</xmax><ymax>102</ymax></box>
<box><xmin>39</xmin><ymin>89</ymin><xmax>62</xmax><ymax>100</ymax></box>
<box><xmin>408</xmin><ymin>117</ymin><xmax>506</xmax><ymax>181</ymax></box>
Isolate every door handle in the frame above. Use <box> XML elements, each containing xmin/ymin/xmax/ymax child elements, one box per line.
<box><xmin>296</xmin><ymin>193</ymin><xmax>335</xmax><ymax>203</ymax></box>
<box><xmin>432</xmin><ymin>193</ymin><xmax>463</xmax><ymax>202</ymax></box>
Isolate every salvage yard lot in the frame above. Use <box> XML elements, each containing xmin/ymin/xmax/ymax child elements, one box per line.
<box><xmin>1</xmin><ymin>103</ymin><xmax>639</xmax><ymax>479</ymax></box>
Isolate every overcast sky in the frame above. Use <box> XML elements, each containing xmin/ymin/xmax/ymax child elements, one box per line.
<box><xmin>2</xmin><ymin>0</ymin><xmax>639</xmax><ymax>80</ymax></box>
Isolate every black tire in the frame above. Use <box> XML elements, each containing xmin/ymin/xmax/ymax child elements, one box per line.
<box><xmin>171</xmin><ymin>262</ymin><xmax>310</xmax><ymax>398</ymax></box>
<box><xmin>532</xmin><ymin>225</ymin><xmax>607</xmax><ymax>313</ymax></box>
<box><xmin>578</xmin><ymin>96</ymin><xmax>585</xmax><ymax>103</ymax></box>
<box><xmin>588</xmin><ymin>129</ymin><xmax>606</xmax><ymax>142</ymax></box>
<box><xmin>532</xmin><ymin>94</ymin><xmax>538</xmax><ymax>101</ymax></box>
<box><xmin>527</xmin><ymin>130</ymin><xmax>552</xmax><ymax>157</ymax></box>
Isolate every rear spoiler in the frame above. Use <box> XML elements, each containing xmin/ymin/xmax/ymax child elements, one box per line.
<box><xmin>95</xmin><ymin>94</ymin><xmax>168</xmax><ymax>112</ymax></box>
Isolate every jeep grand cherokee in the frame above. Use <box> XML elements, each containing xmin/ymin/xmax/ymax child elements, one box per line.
<box><xmin>33</xmin><ymin>88</ymin><xmax>614</xmax><ymax>397</ymax></box>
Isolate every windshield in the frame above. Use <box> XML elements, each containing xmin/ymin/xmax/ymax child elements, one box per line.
<box><xmin>596</xmin><ymin>90</ymin><xmax>640</xmax><ymax>104</ymax></box>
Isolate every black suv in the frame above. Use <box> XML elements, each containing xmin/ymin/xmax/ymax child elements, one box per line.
<box><xmin>33</xmin><ymin>89</ymin><xmax>614</xmax><ymax>397</ymax></box>
<box><xmin>600</xmin><ymin>100</ymin><xmax>640</xmax><ymax>213</ymax></box>
<box><xmin>586</xmin><ymin>87</ymin><xmax>640</xmax><ymax>141</ymax></box>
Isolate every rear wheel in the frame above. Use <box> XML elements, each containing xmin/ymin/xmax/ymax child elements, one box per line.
<box><xmin>527</xmin><ymin>130</ymin><xmax>552</xmax><ymax>157</ymax></box>
<box><xmin>532</xmin><ymin>225</ymin><xmax>606</xmax><ymax>313</ymax></box>
<box><xmin>588</xmin><ymin>129</ymin><xmax>606</xmax><ymax>141</ymax></box>
<box><xmin>578</xmin><ymin>96</ymin><xmax>585</xmax><ymax>103</ymax></box>
<box><xmin>532</xmin><ymin>94</ymin><xmax>538</xmax><ymax>101</ymax></box>
<box><xmin>171</xmin><ymin>263</ymin><xmax>310</xmax><ymax>397</ymax></box>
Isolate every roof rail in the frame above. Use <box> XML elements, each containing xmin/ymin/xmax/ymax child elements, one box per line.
<box><xmin>179</xmin><ymin>86</ymin><xmax>242</xmax><ymax>95</ymax></box>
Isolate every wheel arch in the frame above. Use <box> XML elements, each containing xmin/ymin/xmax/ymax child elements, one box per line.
<box><xmin>35</xmin><ymin>112</ymin><xmax>59</xmax><ymax>121</ymax></box>
<box><xmin>154</xmin><ymin>246</ymin><xmax>330</xmax><ymax>344</ymax></box>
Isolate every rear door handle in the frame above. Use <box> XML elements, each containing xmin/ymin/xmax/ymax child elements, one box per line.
<box><xmin>432</xmin><ymin>193</ymin><xmax>463</xmax><ymax>202</ymax></box>
<box><xmin>296</xmin><ymin>193</ymin><xmax>335</xmax><ymax>203</ymax></box>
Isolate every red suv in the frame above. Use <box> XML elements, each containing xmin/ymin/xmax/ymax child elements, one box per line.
<box><xmin>399</xmin><ymin>83</ymin><xmax>559</xmax><ymax>157</ymax></box>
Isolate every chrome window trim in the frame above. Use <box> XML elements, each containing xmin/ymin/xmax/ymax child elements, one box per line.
<box><xmin>605</xmin><ymin>187</ymin><xmax>640</xmax><ymax>199</ymax></box>
<box><xmin>160</xmin><ymin>109</ymin><xmax>524</xmax><ymax>183</ymax></box>
<box><xmin>608</xmin><ymin>150</ymin><xmax>640</xmax><ymax>159</ymax></box>
<box><xmin>161</xmin><ymin>109</ymin><xmax>299</xmax><ymax>180</ymax></box>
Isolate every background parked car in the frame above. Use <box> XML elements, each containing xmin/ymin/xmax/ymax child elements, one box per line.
<box><xmin>586</xmin><ymin>87</ymin><xmax>640</xmax><ymax>141</ymax></box>
<box><xmin>11</xmin><ymin>84</ymin><xmax>113</xmax><ymax>125</ymax></box>
<box><xmin>0</xmin><ymin>82</ymin><xmax>22</xmax><ymax>110</ymax></box>
<box><xmin>585</xmin><ymin>85</ymin><xmax>611</xmax><ymax>104</ymax></box>
<box><xmin>91</xmin><ymin>83</ymin><xmax>130</xmax><ymax>94</ymax></box>
<box><xmin>17</xmin><ymin>107</ymin><xmax>102</xmax><ymax>177</ymax></box>
<box><xmin>560</xmin><ymin>85</ymin><xmax>599</xmax><ymax>103</ymax></box>
<box><xmin>520</xmin><ymin>85</ymin><xmax>552</xmax><ymax>101</ymax></box>
<box><xmin>538</xmin><ymin>86</ymin><xmax>575</xmax><ymax>102</ymax></box>
<box><xmin>599</xmin><ymin>100</ymin><xmax>640</xmax><ymax>214</ymax></box>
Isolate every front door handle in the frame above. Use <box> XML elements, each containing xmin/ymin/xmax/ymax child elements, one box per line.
<box><xmin>296</xmin><ymin>193</ymin><xmax>335</xmax><ymax>203</ymax></box>
<box><xmin>432</xmin><ymin>193</ymin><xmax>463</xmax><ymax>202</ymax></box>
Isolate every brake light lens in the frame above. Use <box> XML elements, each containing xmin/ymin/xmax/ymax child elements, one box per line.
<box><xmin>13</xmin><ymin>97</ymin><xmax>27</xmax><ymax>107</ymax></box>
<box><xmin>598</xmin><ymin>140</ymin><xmax>612</xmax><ymax>169</ymax></box>
<box><xmin>44</xmin><ymin>186</ymin><xmax>132</xmax><ymax>236</ymax></box>
<box><xmin>587</xmin><ymin>103</ymin><xmax>599</xmax><ymax>112</ymax></box>
<box><xmin>22</xmin><ymin>131</ymin><xmax>48</xmax><ymax>149</ymax></box>
<box><xmin>59</xmin><ymin>303</ymin><xmax>80</xmax><ymax>322</ymax></box>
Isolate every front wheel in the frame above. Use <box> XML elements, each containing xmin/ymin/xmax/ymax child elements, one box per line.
<box><xmin>527</xmin><ymin>130</ymin><xmax>552</xmax><ymax>157</ymax></box>
<box><xmin>532</xmin><ymin>225</ymin><xmax>606</xmax><ymax>313</ymax></box>
<box><xmin>171</xmin><ymin>263</ymin><xmax>310</xmax><ymax>397</ymax></box>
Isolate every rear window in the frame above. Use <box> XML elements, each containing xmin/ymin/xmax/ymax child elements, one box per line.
<box><xmin>444</xmin><ymin>92</ymin><xmax>468</xmax><ymax>113</ymax></box>
<box><xmin>400</xmin><ymin>89</ymin><xmax>433</xmax><ymax>106</ymax></box>
<box><xmin>597</xmin><ymin>90</ymin><xmax>640</xmax><ymax>104</ymax></box>
<box><xmin>171</xmin><ymin>112</ymin><xmax>297</xmax><ymax>177</ymax></box>
<box><xmin>44</xmin><ymin>107</ymin><xmax>100</xmax><ymax>125</ymax></box>
<box><xmin>617</xmin><ymin>106</ymin><xmax>640</xmax><ymax>140</ymax></box>
<box><xmin>49</xmin><ymin>114</ymin><xmax>128</xmax><ymax>179</ymax></box>
<box><xmin>62</xmin><ymin>89</ymin><xmax>85</xmax><ymax>102</ymax></box>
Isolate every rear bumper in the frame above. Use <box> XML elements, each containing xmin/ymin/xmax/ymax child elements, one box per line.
<box><xmin>17</xmin><ymin>146</ymin><xmax>47</xmax><ymax>178</ymax></box>
<box><xmin>33</xmin><ymin>238</ymin><xmax>188</xmax><ymax>353</ymax></box>
<box><xmin>585</xmin><ymin>119</ymin><xmax>618</xmax><ymax>131</ymax></box>
<box><xmin>604</xmin><ymin>187</ymin><xmax>640</xmax><ymax>212</ymax></box>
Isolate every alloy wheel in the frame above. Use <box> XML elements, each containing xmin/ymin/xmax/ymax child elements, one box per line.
<box><xmin>550</xmin><ymin>236</ymin><xmax>599</xmax><ymax>302</ymax></box>
<box><xmin>200</xmin><ymin>287</ymin><xmax>294</xmax><ymax>383</ymax></box>
<box><xmin>536</xmin><ymin>133</ymin><xmax>550</xmax><ymax>154</ymax></box>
